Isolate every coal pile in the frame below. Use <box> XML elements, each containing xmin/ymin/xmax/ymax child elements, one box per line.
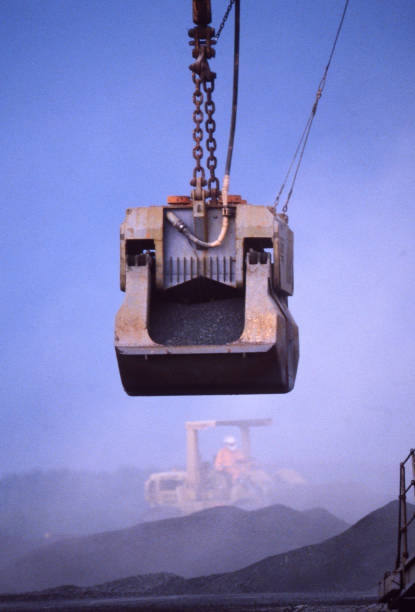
<box><xmin>0</xmin><ymin>504</ymin><xmax>347</xmax><ymax>593</ymax></box>
<box><xmin>181</xmin><ymin>500</ymin><xmax>415</xmax><ymax>594</ymax></box>
<box><xmin>149</xmin><ymin>296</ymin><xmax>244</xmax><ymax>345</ymax></box>
<box><xmin>0</xmin><ymin>584</ymin><xmax>386</xmax><ymax>612</ymax></box>
<box><xmin>0</xmin><ymin>574</ymin><xmax>189</xmax><ymax>611</ymax></box>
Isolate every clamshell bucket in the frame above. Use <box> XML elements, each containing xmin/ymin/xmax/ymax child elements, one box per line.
<box><xmin>115</xmin><ymin>197</ymin><xmax>299</xmax><ymax>395</ymax></box>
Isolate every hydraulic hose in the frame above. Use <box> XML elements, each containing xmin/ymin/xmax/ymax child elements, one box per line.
<box><xmin>222</xmin><ymin>0</ymin><xmax>239</xmax><ymax>209</ymax></box>
<box><xmin>166</xmin><ymin>210</ymin><xmax>229</xmax><ymax>249</ymax></box>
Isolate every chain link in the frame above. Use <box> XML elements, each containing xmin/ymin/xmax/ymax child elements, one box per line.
<box><xmin>203</xmin><ymin>79</ymin><xmax>219</xmax><ymax>197</ymax></box>
<box><xmin>190</xmin><ymin>72</ymin><xmax>206</xmax><ymax>187</ymax></box>
<box><xmin>215</xmin><ymin>0</ymin><xmax>236</xmax><ymax>41</ymax></box>
<box><xmin>189</xmin><ymin>21</ymin><xmax>218</xmax><ymax>197</ymax></box>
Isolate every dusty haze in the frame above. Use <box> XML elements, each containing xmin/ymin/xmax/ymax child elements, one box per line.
<box><xmin>1</xmin><ymin>0</ymin><xmax>413</xmax><ymax>566</ymax></box>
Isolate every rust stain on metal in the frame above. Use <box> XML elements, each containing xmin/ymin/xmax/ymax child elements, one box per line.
<box><xmin>115</xmin><ymin>197</ymin><xmax>299</xmax><ymax>395</ymax></box>
<box><xmin>167</xmin><ymin>196</ymin><xmax>191</xmax><ymax>205</ymax></box>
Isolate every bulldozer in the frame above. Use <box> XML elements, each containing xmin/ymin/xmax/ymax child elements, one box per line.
<box><xmin>145</xmin><ymin>418</ymin><xmax>274</xmax><ymax>515</ymax></box>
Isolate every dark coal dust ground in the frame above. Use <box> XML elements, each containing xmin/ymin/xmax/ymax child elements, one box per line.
<box><xmin>0</xmin><ymin>593</ymin><xmax>386</xmax><ymax>611</ymax></box>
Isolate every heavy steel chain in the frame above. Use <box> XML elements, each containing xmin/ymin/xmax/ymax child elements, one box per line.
<box><xmin>203</xmin><ymin>79</ymin><xmax>219</xmax><ymax>197</ymax></box>
<box><xmin>191</xmin><ymin>72</ymin><xmax>206</xmax><ymax>188</ymax></box>
<box><xmin>189</xmin><ymin>17</ymin><xmax>218</xmax><ymax>198</ymax></box>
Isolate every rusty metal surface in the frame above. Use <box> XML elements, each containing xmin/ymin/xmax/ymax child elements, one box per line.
<box><xmin>115</xmin><ymin>257</ymin><xmax>298</xmax><ymax>394</ymax></box>
<box><xmin>401</xmin><ymin>554</ymin><xmax>415</xmax><ymax>598</ymax></box>
<box><xmin>167</xmin><ymin>196</ymin><xmax>191</xmax><ymax>205</ymax></box>
<box><xmin>119</xmin><ymin>206</ymin><xmax>163</xmax><ymax>292</ymax></box>
<box><xmin>203</xmin><ymin>76</ymin><xmax>219</xmax><ymax>197</ymax></box>
<box><xmin>274</xmin><ymin>214</ymin><xmax>294</xmax><ymax>295</ymax></box>
<box><xmin>115</xmin><ymin>199</ymin><xmax>299</xmax><ymax>395</ymax></box>
<box><xmin>192</xmin><ymin>0</ymin><xmax>211</xmax><ymax>26</ymax></box>
<box><xmin>379</xmin><ymin>448</ymin><xmax>415</xmax><ymax>606</ymax></box>
<box><xmin>116</xmin><ymin>253</ymin><xmax>288</xmax><ymax>355</ymax></box>
<box><xmin>238</xmin><ymin>257</ymin><xmax>278</xmax><ymax>345</ymax></box>
<box><xmin>120</xmin><ymin>203</ymin><xmax>293</xmax><ymax>292</ymax></box>
<box><xmin>116</xmin><ymin>350</ymin><xmax>294</xmax><ymax>396</ymax></box>
<box><xmin>190</xmin><ymin>70</ymin><xmax>206</xmax><ymax>188</ymax></box>
<box><xmin>188</xmin><ymin>3</ymin><xmax>217</xmax><ymax>198</ymax></box>
<box><xmin>115</xmin><ymin>255</ymin><xmax>157</xmax><ymax>349</ymax></box>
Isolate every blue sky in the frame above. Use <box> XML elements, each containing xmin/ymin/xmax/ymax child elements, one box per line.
<box><xmin>1</xmin><ymin>0</ymin><xmax>414</xmax><ymax>508</ymax></box>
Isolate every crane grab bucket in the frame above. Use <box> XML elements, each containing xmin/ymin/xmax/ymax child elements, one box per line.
<box><xmin>114</xmin><ymin>196</ymin><xmax>299</xmax><ymax>395</ymax></box>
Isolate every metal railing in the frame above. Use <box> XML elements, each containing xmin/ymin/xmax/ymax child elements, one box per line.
<box><xmin>396</xmin><ymin>448</ymin><xmax>415</xmax><ymax>570</ymax></box>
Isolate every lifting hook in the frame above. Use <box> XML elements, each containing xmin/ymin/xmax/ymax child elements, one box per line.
<box><xmin>189</xmin><ymin>46</ymin><xmax>216</xmax><ymax>83</ymax></box>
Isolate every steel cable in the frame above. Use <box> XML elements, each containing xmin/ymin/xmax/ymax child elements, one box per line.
<box><xmin>274</xmin><ymin>0</ymin><xmax>350</xmax><ymax>213</ymax></box>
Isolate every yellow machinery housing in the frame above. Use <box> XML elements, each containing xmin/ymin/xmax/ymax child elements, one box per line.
<box><xmin>145</xmin><ymin>418</ymin><xmax>273</xmax><ymax>514</ymax></box>
<box><xmin>115</xmin><ymin>196</ymin><xmax>299</xmax><ymax>395</ymax></box>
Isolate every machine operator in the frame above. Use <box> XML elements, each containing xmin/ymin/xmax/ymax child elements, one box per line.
<box><xmin>214</xmin><ymin>435</ymin><xmax>247</xmax><ymax>483</ymax></box>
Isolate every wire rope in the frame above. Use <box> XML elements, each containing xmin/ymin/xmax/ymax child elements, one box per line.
<box><xmin>274</xmin><ymin>0</ymin><xmax>350</xmax><ymax>214</ymax></box>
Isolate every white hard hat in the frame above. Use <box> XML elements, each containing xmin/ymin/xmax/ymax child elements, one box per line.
<box><xmin>224</xmin><ymin>435</ymin><xmax>236</xmax><ymax>448</ymax></box>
